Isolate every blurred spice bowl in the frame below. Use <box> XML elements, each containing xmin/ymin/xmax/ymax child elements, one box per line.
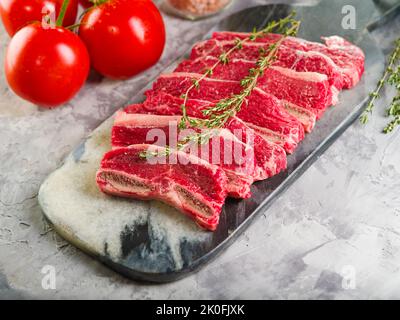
<box><xmin>163</xmin><ymin>0</ymin><xmax>234</xmax><ymax>20</ymax></box>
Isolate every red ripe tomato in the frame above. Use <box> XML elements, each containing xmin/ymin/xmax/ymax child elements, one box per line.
<box><xmin>79</xmin><ymin>0</ymin><xmax>165</xmax><ymax>79</ymax></box>
<box><xmin>5</xmin><ymin>23</ymin><xmax>90</xmax><ymax>107</ymax></box>
<box><xmin>0</xmin><ymin>0</ymin><xmax>78</xmax><ymax>36</ymax></box>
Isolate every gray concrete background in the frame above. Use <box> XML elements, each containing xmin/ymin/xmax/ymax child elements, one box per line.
<box><xmin>1</xmin><ymin>0</ymin><xmax>400</xmax><ymax>299</ymax></box>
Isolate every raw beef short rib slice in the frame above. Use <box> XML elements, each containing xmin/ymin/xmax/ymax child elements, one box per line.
<box><xmin>140</xmin><ymin>91</ymin><xmax>300</xmax><ymax>153</ymax></box>
<box><xmin>143</xmin><ymin>88</ymin><xmax>302</xmax><ymax>154</ymax></box>
<box><xmin>145</xmin><ymin>90</ymin><xmax>304</xmax><ymax>153</ymax></box>
<box><xmin>162</xmin><ymin>68</ymin><xmax>331</xmax><ymax>118</ymax></box>
<box><xmin>225</xmin><ymin>116</ymin><xmax>287</xmax><ymax>179</ymax></box>
<box><xmin>96</xmin><ymin>144</ymin><xmax>228</xmax><ymax>231</ymax></box>
<box><xmin>149</xmin><ymin>73</ymin><xmax>305</xmax><ymax>152</ymax></box>
<box><xmin>115</xmin><ymin>106</ymin><xmax>287</xmax><ymax>182</ymax></box>
<box><xmin>112</xmin><ymin>112</ymin><xmax>257</xmax><ymax>199</ymax></box>
<box><xmin>190</xmin><ymin>38</ymin><xmax>343</xmax><ymax>92</ymax></box>
<box><xmin>212</xmin><ymin>32</ymin><xmax>365</xmax><ymax>89</ymax></box>
<box><xmin>151</xmin><ymin>72</ymin><xmax>240</xmax><ymax>101</ymax></box>
<box><xmin>256</xmin><ymin>66</ymin><xmax>332</xmax><ymax>119</ymax></box>
<box><xmin>175</xmin><ymin>59</ymin><xmax>333</xmax><ymax>115</ymax></box>
<box><xmin>321</xmin><ymin>36</ymin><xmax>365</xmax><ymax>89</ymax></box>
<box><xmin>175</xmin><ymin>56</ymin><xmax>317</xmax><ymax>131</ymax></box>
<box><xmin>237</xmin><ymin>87</ymin><xmax>305</xmax><ymax>152</ymax></box>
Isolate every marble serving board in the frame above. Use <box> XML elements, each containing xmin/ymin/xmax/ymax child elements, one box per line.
<box><xmin>39</xmin><ymin>1</ymin><xmax>385</xmax><ymax>282</ymax></box>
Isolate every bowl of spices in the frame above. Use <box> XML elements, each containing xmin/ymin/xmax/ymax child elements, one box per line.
<box><xmin>164</xmin><ymin>0</ymin><xmax>233</xmax><ymax>20</ymax></box>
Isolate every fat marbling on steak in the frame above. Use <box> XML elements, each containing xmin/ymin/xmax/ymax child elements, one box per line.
<box><xmin>175</xmin><ymin>58</ymin><xmax>334</xmax><ymax>118</ymax></box>
<box><xmin>175</xmin><ymin>56</ymin><xmax>317</xmax><ymax>131</ymax></box>
<box><xmin>112</xmin><ymin>112</ymin><xmax>257</xmax><ymax>199</ymax></box>
<box><xmin>211</xmin><ymin>32</ymin><xmax>365</xmax><ymax>89</ymax></box>
<box><xmin>190</xmin><ymin>38</ymin><xmax>343</xmax><ymax>94</ymax></box>
<box><xmin>145</xmin><ymin>89</ymin><xmax>304</xmax><ymax>153</ymax></box>
<box><xmin>123</xmin><ymin>97</ymin><xmax>287</xmax><ymax>179</ymax></box>
<box><xmin>125</xmin><ymin>90</ymin><xmax>301</xmax><ymax>152</ymax></box>
<box><xmin>114</xmin><ymin>106</ymin><xmax>287</xmax><ymax>183</ymax></box>
<box><xmin>148</xmin><ymin>73</ymin><xmax>307</xmax><ymax>152</ymax></box>
<box><xmin>142</xmin><ymin>89</ymin><xmax>302</xmax><ymax>153</ymax></box>
<box><xmin>96</xmin><ymin>144</ymin><xmax>228</xmax><ymax>231</ymax></box>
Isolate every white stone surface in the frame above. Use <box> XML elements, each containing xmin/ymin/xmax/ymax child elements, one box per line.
<box><xmin>1</xmin><ymin>0</ymin><xmax>400</xmax><ymax>299</ymax></box>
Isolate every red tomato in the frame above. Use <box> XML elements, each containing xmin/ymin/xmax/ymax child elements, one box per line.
<box><xmin>5</xmin><ymin>23</ymin><xmax>90</xmax><ymax>107</ymax></box>
<box><xmin>0</xmin><ymin>0</ymin><xmax>78</xmax><ymax>36</ymax></box>
<box><xmin>79</xmin><ymin>0</ymin><xmax>165</xmax><ymax>79</ymax></box>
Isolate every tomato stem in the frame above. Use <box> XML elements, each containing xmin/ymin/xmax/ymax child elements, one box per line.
<box><xmin>91</xmin><ymin>0</ymin><xmax>108</xmax><ymax>5</ymax></box>
<box><xmin>66</xmin><ymin>23</ymin><xmax>82</xmax><ymax>30</ymax></box>
<box><xmin>56</xmin><ymin>0</ymin><xmax>70</xmax><ymax>27</ymax></box>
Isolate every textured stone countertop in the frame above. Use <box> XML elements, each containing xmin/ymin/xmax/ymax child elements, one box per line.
<box><xmin>1</xmin><ymin>0</ymin><xmax>400</xmax><ymax>299</ymax></box>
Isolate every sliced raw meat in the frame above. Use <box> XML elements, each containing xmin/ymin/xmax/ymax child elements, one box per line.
<box><xmin>147</xmin><ymin>75</ymin><xmax>305</xmax><ymax>153</ymax></box>
<box><xmin>96</xmin><ymin>144</ymin><xmax>228</xmax><ymax>231</ymax></box>
<box><xmin>117</xmin><ymin>105</ymin><xmax>287</xmax><ymax>181</ymax></box>
<box><xmin>175</xmin><ymin>56</ymin><xmax>316</xmax><ymax>131</ymax></box>
<box><xmin>125</xmin><ymin>91</ymin><xmax>202</xmax><ymax>116</ymax></box>
<box><xmin>189</xmin><ymin>38</ymin><xmax>343</xmax><ymax>91</ymax></box>
<box><xmin>151</xmin><ymin>72</ymin><xmax>240</xmax><ymax>101</ymax></box>
<box><xmin>211</xmin><ymin>32</ymin><xmax>365</xmax><ymax>88</ymax></box>
<box><xmin>224</xmin><ymin>117</ymin><xmax>287</xmax><ymax>180</ymax></box>
<box><xmin>140</xmin><ymin>93</ymin><xmax>302</xmax><ymax>155</ymax></box>
<box><xmin>237</xmin><ymin>88</ymin><xmax>306</xmax><ymax>151</ymax></box>
<box><xmin>284</xmin><ymin>101</ymin><xmax>316</xmax><ymax>133</ymax></box>
<box><xmin>257</xmin><ymin>66</ymin><xmax>332</xmax><ymax>119</ymax></box>
<box><xmin>321</xmin><ymin>36</ymin><xmax>365</xmax><ymax>89</ymax></box>
<box><xmin>145</xmin><ymin>90</ymin><xmax>304</xmax><ymax>153</ymax></box>
<box><xmin>155</xmin><ymin>70</ymin><xmax>331</xmax><ymax>119</ymax></box>
<box><xmin>112</xmin><ymin>112</ymin><xmax>256</xmax><ymax>199</ymax></box>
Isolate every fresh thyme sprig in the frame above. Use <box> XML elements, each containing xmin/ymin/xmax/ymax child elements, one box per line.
<box><xmin>178</xmin><ymin>11</ymin><xmax>299</xmax><ymax>130</ymax></box>
<box><xmin>384</xmin><ymin>97</ymin><xmax>400</xmax><ymax>133</ymax></box>
<box><xmin>360</xmin><ymin>38</ymin><xmax>400</xmax><ymax>133</ymax></box>
<box><xmin>140</xmin><ymin>13</ymin><xmax>301</xmax><ymax>158</ymax></box>
<box><xmin>383</xmin><ymin>61</ymin><xmax>400</xmax><ymax>133</ymax></box>
<box><xmin>143</xmin><ymin>130</ymin><xmax>214</xmax><ymax>158</ymax></box>
<box><xmin>180</xmin><ymin>19</ymin><xmax>300</xmax><ymax>132</ymax></box>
